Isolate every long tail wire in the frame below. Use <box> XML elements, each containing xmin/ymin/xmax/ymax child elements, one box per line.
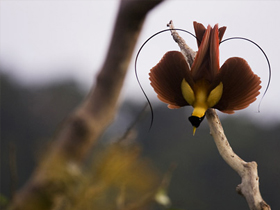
<box><xmin>134</xmin><ymin>28</ymin><xmax>196</xmax><ymax>130</ymax></box>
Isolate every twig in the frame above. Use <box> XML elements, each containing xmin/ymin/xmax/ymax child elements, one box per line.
<box><xmin>167</xmin><ymin>20</ymin><xmax>196</xmax><ymax>68</ymax></box>
<box><xmin>8</xmin><ymin>1</ymin><xmax>164</xmax><ymax>209</ymax></box>
<box><xmin>168</xmin><ymin>21</ymin><xmax>271</xmax><ymax>210</ymax></box>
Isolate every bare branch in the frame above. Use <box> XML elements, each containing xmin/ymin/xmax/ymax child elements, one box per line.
<box><xmin>9</xmin><ymin>1</ymin><xmax>164</xmax><ymax>209</ymax></box>
<box><xmin>206</xmin><ymin>109</ymin><xmax>271</xmax><ymax>210</ymax></box>
<box><xmin>168</xmin><ymin>21</ymin><xmax>271</xmax><ymax>210</ymax></box>
<box><xmin>167</xmin><ymin>20</ymin><xmax>196</xmax><ymax>67</ymax></box>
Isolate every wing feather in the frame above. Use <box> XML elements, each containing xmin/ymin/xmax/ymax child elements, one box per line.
<box><xmin>149</xmin><ymin>51</ymin><xmax>194</xmax><ymax>109</ymax></box>
<box><xmin>214</xmin><ymin>57</ymin><xmax>261</xmax><ymax>113</ymax></box>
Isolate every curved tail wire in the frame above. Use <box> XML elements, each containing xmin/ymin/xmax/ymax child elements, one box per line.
<box><xmin>134</xmin><ymin>28</ymin><xmax>196</xmax><ymax>130</ymax></box>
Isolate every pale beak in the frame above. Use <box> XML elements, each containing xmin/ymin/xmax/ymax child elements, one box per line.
<box><xmin>193</xmin><ymin>127</ymin><xmax>197</xmax><ymax>136</ymax></box>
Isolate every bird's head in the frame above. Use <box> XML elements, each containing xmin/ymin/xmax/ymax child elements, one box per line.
<box><xmin>188</xmin><ymin>115</ymin><xmax>205</xmax><ymax>135</ymax></box>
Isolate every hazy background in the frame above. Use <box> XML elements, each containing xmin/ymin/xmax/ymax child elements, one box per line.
<box><xmin>1</xmin><ymin>1</ymin><xmax>280</xmax><ymax>209</ymax></box>
<box><xmin>1</xmin><ymin>74</ymin><xmax>280</xmax><ymax>209</ymax></box>
<box><xmin>1</xmin><ymin>0</ymin><xmax>280</xmax><ymax>124</ymax></box>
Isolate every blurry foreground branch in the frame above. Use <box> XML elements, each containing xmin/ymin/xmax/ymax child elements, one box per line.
<box><xmin>9</xmin><ymin>1</ymin><xmax>163</xmax><ymax>209</ymax></box>
<box><xmin>168</xmin><ymin>20</ymin><xmax>271</xmax><ymax>210</ymax></box>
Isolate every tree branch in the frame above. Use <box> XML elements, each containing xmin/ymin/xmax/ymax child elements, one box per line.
<box><xmin>206</xmin><ymin>109</ymin><xmax>270</xmax><ymax>210</ymax></box>
<box><xmin>9</xmin><ymin>1</ymin><xmax>163</xmax><ymax>209</ymax></box>
<box><xmin>168</xmin><ymin>21</ymin><xmax>271</xmax><ymax>210</ymax></box>
<box><xmin>167</xmin><ymin>20</ymin><xmax>196</xmax><ymax>68</ymax></box>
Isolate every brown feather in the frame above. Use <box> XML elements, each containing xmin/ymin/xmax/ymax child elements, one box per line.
<box><xmin>218</xmin><ymin>26</ymin><xmax>227</xmax><ymax>41</ymax></box>
<box><xmin>213</xmin><ymin>57</ymin><xmax>261</xmax><ymax>113</ymax></box>
<box><xmin>149</xmin><ymin>51</ymin><xmax>194</xmax><ymax>108</ymax></box>
<box><xmin>210</xmin><ymin>24</ymin><xmax>220</xmax><ymax>78</ymax></box>
<box><xmin>193</xmin><ymin>21</ymin><xmax>206</xmax><ymax>47</ymax></box>
<box><xmin>191</xmin><ymin>25</ymin><xmax>211</xmax><ymax>81</ymax></box>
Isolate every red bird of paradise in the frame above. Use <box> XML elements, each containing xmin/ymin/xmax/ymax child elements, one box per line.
<box><xmin>149</xmin><ymin>22</ymin><xmax>261</xmax><ymax>135</ymax></box>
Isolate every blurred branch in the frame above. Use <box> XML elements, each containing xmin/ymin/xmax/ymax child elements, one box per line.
<box><xmin>9</xmin><ymin>1</ymin><xmax>164</xmax><ymax>209</ymax></box>
<box><xmin>168</xmin><ymin>21</ymin><xmax>271</xmax><ymax>210</ymax></box>
<box><xmin>118</xmin><ymin>103</ymin><xmax>148</xmax><ymax>143</ymax></box>
<box><xmin>122</xmin><ymin>191</ymin><xmax>155</xmax><ymax>210</ymax></box>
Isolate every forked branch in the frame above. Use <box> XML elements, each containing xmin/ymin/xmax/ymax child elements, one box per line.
<box><xmin>206</xmin><ymin>109</ymin><xmax>270</xmax><ymax>210</ymax></box>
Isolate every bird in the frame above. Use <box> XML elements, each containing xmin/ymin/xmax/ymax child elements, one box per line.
<box><xmin>149</xmin><ymin>21</ymin><xmax>261</xmax><ymax>135</ymax></box>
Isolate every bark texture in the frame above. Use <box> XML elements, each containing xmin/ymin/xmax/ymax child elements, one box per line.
<box><xmin>206</xmin><ymin>109</ymin><xmax>270</xmax><ymax>210</ymax></box>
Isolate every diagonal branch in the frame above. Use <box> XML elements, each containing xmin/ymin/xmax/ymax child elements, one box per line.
<box><xmin>167</xmin><ymin>20</ymin><xmax>196</xmax><ymax>68</ymax></box>
<box><xmin>8</xmin><ymin>1</ymin><xmax>164</xmax><ymax>209</ymax></box>
<box><xmin>206</xmin><ymin>109</ymin><xmax>271</xmax><ymax>210</ymax></box>
<box><xmin>168</xmin><ymin>21</ymin><xmax>271</xmax><ymax>210</ymax></box>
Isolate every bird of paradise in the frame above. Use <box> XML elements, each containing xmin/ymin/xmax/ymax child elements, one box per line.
<box><xmin>149</xmin><ymin>21</ymin><xmax>261</xmax><ymax>135</ymax></box>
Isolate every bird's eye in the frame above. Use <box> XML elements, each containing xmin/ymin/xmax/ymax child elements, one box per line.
<box><xmin>188</xmin><ymin>115</ymin><xmax>205</xmax><ymax>128</ymax></box>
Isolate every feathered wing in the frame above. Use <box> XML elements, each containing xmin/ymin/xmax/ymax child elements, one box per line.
<box><xmin>149</xmin><ymin>51</ymin><xmax>194</xmax><ymax>109</ymax></box>
<box><xmin>213</xmin><ymin>57</ymin><xmax>261</xmax><ymax>113</ymax></box>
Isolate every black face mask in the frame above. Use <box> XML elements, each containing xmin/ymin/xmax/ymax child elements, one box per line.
<box><xmin>188</xmin><ymin>115</ymin><xmax>205</xmax><ymax>128</ymax></box>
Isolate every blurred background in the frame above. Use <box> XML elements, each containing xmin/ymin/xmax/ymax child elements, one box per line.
<box><xmin>1</xmin><ymin>1</ymin><xmax>280</xmax><ymax>209</ymax></box>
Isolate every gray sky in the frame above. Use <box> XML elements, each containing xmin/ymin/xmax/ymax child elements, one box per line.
<box><xmin>1</xmin><ymin>0</ymin><xmax>280</xmax><ymax>124</ymax></box>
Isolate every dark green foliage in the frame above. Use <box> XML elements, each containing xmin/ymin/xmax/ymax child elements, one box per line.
<box><xmin>0</xmin><ymin>73</ymin><xmax>85</xmax><ymax>201</ymax></box>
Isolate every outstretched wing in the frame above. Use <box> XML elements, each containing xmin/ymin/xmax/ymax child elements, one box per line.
<box><xmin>149</xmin><ymin>51</ymin><xmax>194</xmax><ymax>109</ymax></box>
<box><xmin>214</xmin><ymin>57</ymin><xmax>261</xmax><ymax>113</ymax></box>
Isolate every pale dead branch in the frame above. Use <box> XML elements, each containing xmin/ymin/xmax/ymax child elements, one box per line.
<box><xmin>167</xmin><ymin>20</ymin><xmax>196</xmax><ymax>68</ymax></box>
<box><xmin>206</xmin><ymin>109</ymin><xmax>270</xmax><ymax>210</ymax></box>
